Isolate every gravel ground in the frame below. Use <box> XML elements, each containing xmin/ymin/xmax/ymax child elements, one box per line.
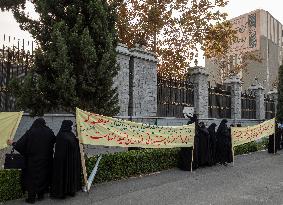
<box><xmin>3</xmin><ymin>150</ymin><xmax>283</xmax><ymax>205</ymax></box>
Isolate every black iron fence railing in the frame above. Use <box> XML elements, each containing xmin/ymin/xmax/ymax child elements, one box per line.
<box><xmin>0</xmin><ymin>35</ymin><xmax>35</xmax><ymax>111</ymax></box>
<box><xmin>208</xmin><ymin>84</ymin><xmax>231</xmax><ymax>119</ymax></box>
<box><xmin>157</xmin><ymin>75</ymin><xmax>194</xmax><ymax>118</ymax></box>
<box><xmin>241</xmin><ymin>92</ymin><xmax>256</xmax><ymax>119</ymax></box>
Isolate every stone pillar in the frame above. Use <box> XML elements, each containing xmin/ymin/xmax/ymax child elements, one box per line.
<box><xmin>224</xmin><ymin>76</ymin><xmax>242</xmax><ymax>120</ymax></box>
<box><xmin>268</xmin><ymin>89</ymin><xmax>278</xmax><ymax>115</ymax></box>
<box><xmin>114</xmin><ymin>43</ymin><xmax>131</xmax><ymax>116</ymax></box>
<box><xmin>129</xmin><ymin>45</ymin><xmax>158</xmax><ymax>117</ymax></box>
<box><xmin>191</xmin><ymin>66</ymin><xmax>209</xmax><ymax>119</ymax></box>
<box><xmin>249</xmin><ymin>83</ymin><xmax>265</xmax><ymax>120</ymax></box>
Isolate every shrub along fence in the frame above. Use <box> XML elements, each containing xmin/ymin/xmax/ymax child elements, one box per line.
<box><xmin>0</xmin><ymin>140</ymin><xmax>269</xmax><ymax>202</ymax></box>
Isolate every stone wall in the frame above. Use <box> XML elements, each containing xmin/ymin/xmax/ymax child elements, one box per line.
<box><xmin>191</xmin><ymin>65</ymin><xmax>277</xmax><ymax>121</ymax></box>
<box><xmin>191</xmin><ymin>67</ymin><xmax>209</xmax><ymax>119</ymax></box>
<box><xmin>224</xmin><ymin>76</ymin><xmax>242</xmax><ymax>120</ymax></box>
<box><xmin>115</xmin><ymin>44</ymin><xmax>158</xmax><ymax>117</ymax></box>
<box><xmin>130</xmin><ymin>47</ymin><xmax>158</xmax><ymax>117</ymax></box>
<box><xmin>115</xmin><ymin>44</ymin><xmax>131</xmax><ymax>116</ymax></box>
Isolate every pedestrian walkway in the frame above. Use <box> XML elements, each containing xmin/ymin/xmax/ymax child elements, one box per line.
<box><xmin>4</xmin><ymin>150</ymin><xmax>283</xmax><ymax>205</ymax></box>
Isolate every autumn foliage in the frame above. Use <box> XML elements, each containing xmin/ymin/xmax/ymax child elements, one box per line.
<box><xmin>114</xmin><ymin>0</ymin><xmax>237</xmax><ymax>78</ymax></box>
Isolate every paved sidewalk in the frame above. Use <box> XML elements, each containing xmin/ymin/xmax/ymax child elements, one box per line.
<box><xmin>4</xmin><ymin>150</ymin><xmax>283</xmax><ymax>205</ymax></box>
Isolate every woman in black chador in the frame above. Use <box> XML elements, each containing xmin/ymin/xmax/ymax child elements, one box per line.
<box><xmin>178</xmin><ymin>114</ymin><xmax>199</xmax><ymax>171</ymax></box>
<box><xmin>197</xmin><ymin>122</ymin><xmax>212</xmax><ymax>167</ymax></box>
<box><xmin>208</xmin><ymin>123</ymin><xmax>217</xmax><ymax>165</ymax></box>
<box><xmin>216</xmin><ymin>119</ymin><xmax>233</xmax><ymax>165</ymax></box>
<box><xmin>51</xmin><ymin>120</ymin><xmax>82</xmax><ymax>199</ymax></box>
<box><xmin>8</xmin><ymin>118</ymin><xmax>55</xmax><ymax>204</ymax></box>
<box><xmin>268</xmin><ymin>123</ymin><xmax>281</xmax><ymax>153</ymax></box>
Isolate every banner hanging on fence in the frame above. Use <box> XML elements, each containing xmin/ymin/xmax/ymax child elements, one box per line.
<box><xmin>76</xmin><ymin>108</ymin><xmax>195</xmax><ymax>148</ymax></box>
<box><xmin>231</xmin><ymin>118</ymin><xmax>275</xmax><ymax>147</ymax></box>
<box><xmin>0</xmin><ymin>112</ymin><xmax>23</xmax><ymax>150</ymax></box>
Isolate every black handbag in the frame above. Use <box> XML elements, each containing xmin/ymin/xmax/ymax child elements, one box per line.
<box><xmin>4</xmin><ymin>148</ymin><xmax>25</xmax><ymax>169</ymax></box>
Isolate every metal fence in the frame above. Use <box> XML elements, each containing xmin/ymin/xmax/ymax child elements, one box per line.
<box><xmin>265</xmin><ymin>95</ymin><xmax>275</xmax><ymax>119</ymax></box>
<box><xmin>241</xmin><ymin>91</ymin><xmax>256</xmax><ymax>119</ymax></box>
<box><xmin>157</xmin><ymin>75</ymin><xmax>194</xmax><ymax>118</ymax></box>
<box><xmin>208</xmin><ymin>84</ymin><xmax>231</xmax><ymax>119</ymax></box>
<box><xmin>0</xmin><ymin>34</ymin><xmax>35</xmax><ymax>111</ymax></box>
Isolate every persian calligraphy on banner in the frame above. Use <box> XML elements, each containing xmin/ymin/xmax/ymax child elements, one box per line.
<box><xmin>0</xmin><ymin>112</ymin><xmax>23</xmax><ymax>150</ymax></box>
<box><xmin>231</xmin><ymin>118</ymin><xmax>275</xmax><ymax>147</ymax></box>
<box><xmin>76</xmin><ymin>108</ymin><xmax>195</xmax><ymax>148</ymax></box>
<box><xmin>229</xmin><ymin>10</ymin><xmax>260</xmax><ymax>55</ymax></box>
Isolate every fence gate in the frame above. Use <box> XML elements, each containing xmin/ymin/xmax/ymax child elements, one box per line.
<box><xmin>241</xmin><ymin>91</ymin><xmax>256</xmax><ymax>119</ymax></box>
<box><xmin>157</xmin><ymin>75</ymin><xmax>194</xmax><ymax>118</ymax></box>
<box><xmin>208</xmin><ymin>84</ymin><xmax>231</xmax><ymax>119</ymax></box>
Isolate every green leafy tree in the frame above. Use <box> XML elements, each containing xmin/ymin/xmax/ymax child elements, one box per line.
<box><xmin>277</xmin><ymin>65</ymin><xmax>283</xmax><ymax>122</ymax></box>
<box><xmin>1</xmin><ymin>0</ymin><xmax>119</xmax><ymax>116</ymax></box>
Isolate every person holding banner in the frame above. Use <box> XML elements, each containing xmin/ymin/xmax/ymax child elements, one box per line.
<box><xmin>178</xmin><ymin>114</ymin><xmax>199</xmax><ymax>171</ymax></box>
<box><xmin>7</xmin><ymin>118</ymin><xmax>55</xmax><ymax>204</ymax></box>
<box><xmin>51</xmin><ymin>120</ymin><xmax>82</xmax><ymax>199</ymax></box>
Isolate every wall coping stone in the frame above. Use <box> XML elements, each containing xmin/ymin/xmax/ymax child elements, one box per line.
<box><xmin>116</xmin><ymin>43</ymin><xmax>131</xmax><ymax>56</ymax></box>
<box><xmin>268</xmin><ymin>89</ymin><xmax>278</xmax><ymax>95</ymax></box>
<box><xmin>249</xmin><ymin>84</ymin><xmax>264</xmax><ymax>90</ymax></box>
<box><xmin>224</xmin><ymin>75</ymin><xmax>243</xmax><ymax>85</ymax></box>
<box><xmin>129</xmin><ymin>46</ymin><xmax>158</xmax><ymax>63</ymax></box>
<box><xmin>191</xmin><ymin>66</ymin><xmax>209</xmax><ymax>76</ymax></box>
<box><xmin>23</xmin><ymin>113</ymin><xmax>75</xmax><ymax>117</ymax></box>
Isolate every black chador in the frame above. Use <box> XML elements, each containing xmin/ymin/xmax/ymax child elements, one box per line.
<box><xmin>13</xmin><ymin>118</ymin><xmax>55</xmax><ymax>203</ymax></box>
<box><xmin>197</xmin><ymin>122</ymin><xmax>212</xmax><ymax>167</ymax></box>
<box><xmin>279</xmin><ymin>126</ymin><xmax>283</xmax><ymax>149</ymax></box>
<box><xmin>208</xmin><ymin>123</ymin><xmax>217</xmax><ymax>165</ymax></box>
<box><xmin>216</xmin><ymin>119</ymin><xmax>233</xmax><ymax>165</ymax></box>
<box><xmin>51</xmin><ymin>120</ymin><xmax>82</xmax><ymax>199</ymax></box>
<box><xmin>268</xmin><ymin>125</ymin><xmax>281</xmax><ymax>153</ymax></box>
<box><xmin>178</xmin><ymin>114</ymin><xmax>199</xmax><ymax>171</ymax></box>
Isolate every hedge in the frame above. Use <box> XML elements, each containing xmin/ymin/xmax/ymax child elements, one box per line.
<box><xmin>0</xmin><ymin>140</ymin><xmax>269</xmax><ymax>202</ymax></box>
<box><xmin>0</xmin><ymin>169</ymin><xmax>23</xmax><ymax>202</ymax></box>
<box><xmin>86</xmin><ymin>148</ymin><xmax>179</xmax><ymax>183</ymax></box>
<box><xmin>234</xmin><ymin>138</ymin><xmax>268</xmax><ymax>155</ymax></box>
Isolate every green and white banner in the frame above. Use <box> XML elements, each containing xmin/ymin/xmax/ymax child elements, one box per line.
<box><xmin>76</xmin><ymin>108</ymin><xmax>195</xmax><ymax>148</ymax></box>
<box><xmin>231</xmin><ymin>118</ymin><xmax>275</xmax><ymax>147</ymax></box>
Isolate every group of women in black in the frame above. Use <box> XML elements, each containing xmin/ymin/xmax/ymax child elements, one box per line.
<box><xmin>179</xmin><ymin>115</ymin><xmax>234</xmax><ymax>171</ymax></box>
<box><xmin>7</xmin><ymin>119</ymin><xmax>82</xmax><ymax>204</ymax></box>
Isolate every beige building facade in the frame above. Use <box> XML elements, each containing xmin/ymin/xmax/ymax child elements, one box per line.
<box><xmin>206</xmin><ymin>9</ymin><xmax>283</xmax><ymax>92</ymax></box>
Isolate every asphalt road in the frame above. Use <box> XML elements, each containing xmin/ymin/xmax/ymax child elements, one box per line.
<box><xmin>4</xmin><ymin>150</ymin><xmax>283</xmax><ymax>205</ymax></box>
